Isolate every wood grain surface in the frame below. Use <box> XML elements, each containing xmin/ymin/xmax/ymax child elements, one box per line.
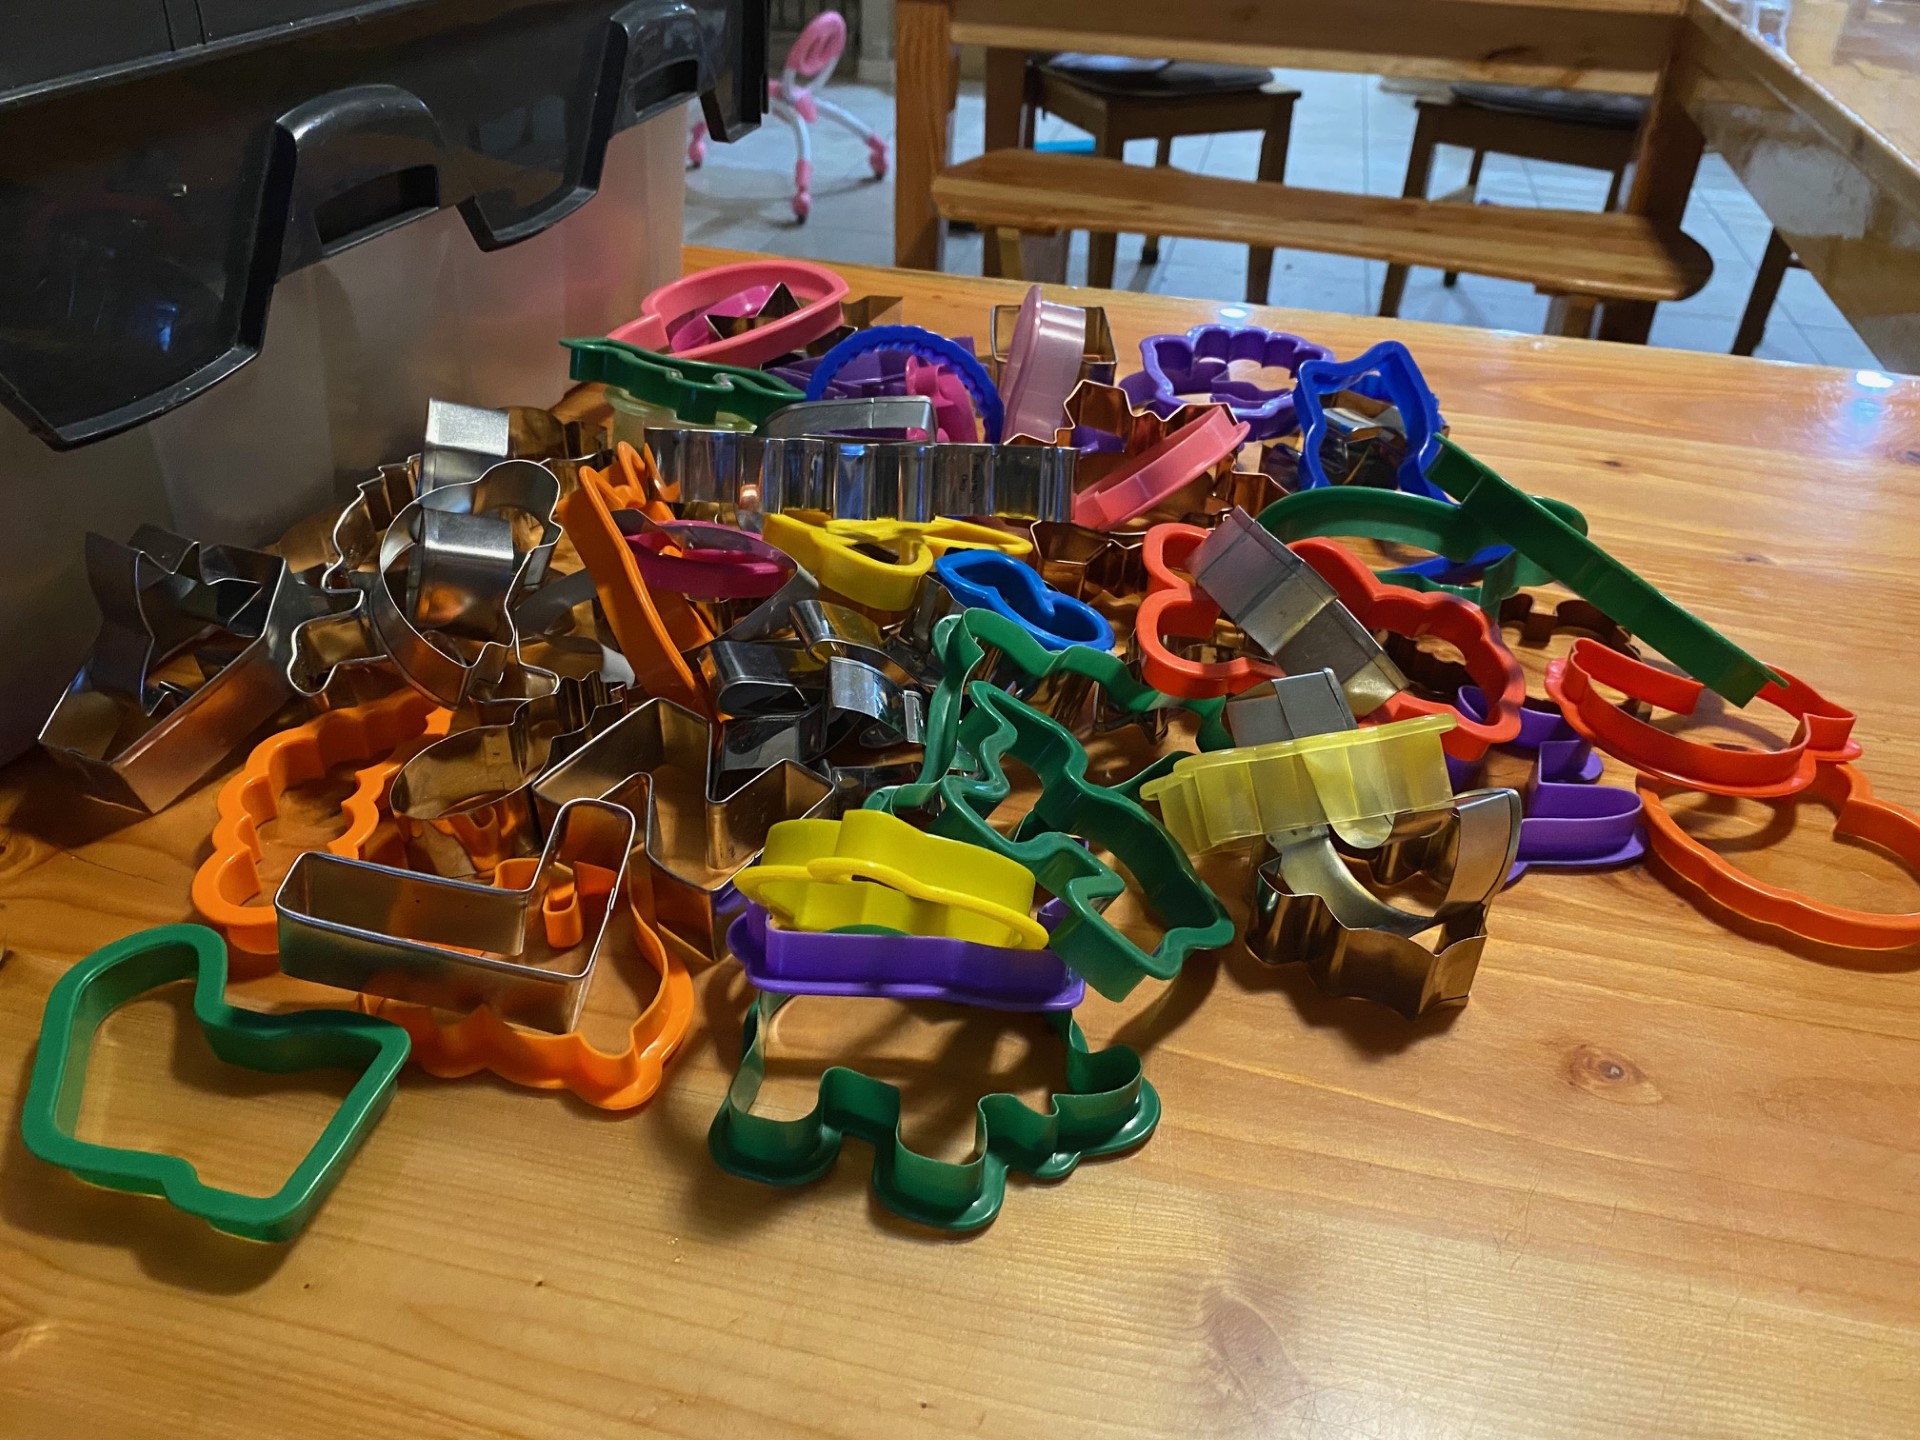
<box><xmin>2</xmin><ymin>247</ymin><xmax>1919</xmax><ymax>1439</ymax></box>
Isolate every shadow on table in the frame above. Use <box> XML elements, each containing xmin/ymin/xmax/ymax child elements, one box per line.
<box><xmin>1221</xmin><ymin>937</ymin><xmax>1464</xmax><ymax>1058</ymax></box>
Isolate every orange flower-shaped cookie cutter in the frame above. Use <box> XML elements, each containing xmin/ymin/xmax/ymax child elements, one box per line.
<box><xmin>1546</xmin><ymin>637</ymin><xmax>1859</xmax><ymax>798</ymax></box>
<box><xmin>1289</xmin><ymin>538</ymin><xmax>1525</xmax><ymax>762</ymax></box>
<box><xmin>1134</xmin><ymin>522</ymin><xmax>1284</xmax><ymax>699</ymax></box>
<box><xmin>192</xmin><ymin>690</ymin><xmax>447</xmax><ymax>972</ymax></box>
<box><xmin>1638</xmin><ymin>764</ymin><xmax>1920</xmax><ymax>949</ymax></box>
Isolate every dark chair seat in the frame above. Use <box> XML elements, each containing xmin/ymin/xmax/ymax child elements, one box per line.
<box><xmin>1450</xmin><ymin>84</ymin><xmax>1648</xmax><ymax>130</ymax></box>
<box><xmin>1037</xmin><ymin>56</ymin><xmax>1277</xmax><ymax>96</ymax></box>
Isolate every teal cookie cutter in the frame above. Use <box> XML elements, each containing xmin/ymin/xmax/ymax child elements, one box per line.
<box><xmin>922</xmin><ymin>606</ymin><xmax>1234</xmax><ymax>797</ymax></box>
<box><xmin>1257</xmin><ymin>482</ymin><xmax>1591</xmax><ymax>611</ymax></box>
<box><xmin>563</xmin><ymin>337</ymin><xmax>803</xmax><ymax>427</ymax></box>
<box><xmin>871</xmin><ymin>682</ymin><xmax>1235</xmax><ymax>1000</ymax></box>
<box><xmin>707</xmin><ymin>989</ymin><xmax>1160</xmax><ymax>1231</ymax></box>
<box><xmin>19</xmin><ymin>924</ymin><xmax>411</xmax><ymax>1243</ymax></box>
<box><xmin>1423</xmin><ymin>437</ymin><xmax>1778</xmax><ymax>704</ymax></box>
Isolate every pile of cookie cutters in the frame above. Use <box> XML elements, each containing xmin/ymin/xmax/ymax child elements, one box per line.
<box><xmin>23</xmin><ymin>257</ymin><xmax>1911</xmax><ymax>1242</ymax></box>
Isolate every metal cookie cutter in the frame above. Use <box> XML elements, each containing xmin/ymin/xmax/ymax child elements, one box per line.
<box><xmin>707</xmin><ymin>989</ymin><xmax>1159</xmax><ymax>1231</ymax></box>
<box><xmin>531</xmin><ymin>698</ymin><xmax>837</xmax><ymax>963</ymax></box>
<box><xmin>1119</xmin><ymin>324</ymin><xmax>1333</xmax><ymax>441</ymax></box>
<box><xmin>1250</xmin><ymin>787</ymin><xmax>1521</xmax><ymax>1018</ymax></box>
<box><xmin>990</xmin><ymin>291</ymin><xmax>1116</xmax><ymax>388</ymax></box>
<box><xmin>20</xmin><ymin>924</ymin><xmax>410</xmax><ymax>1243</ymax></box>
<box><xmin>275</xmin><ymin>798</ymin><xmax>635</xmax><ymax>1034</ymax></box>
<box><xmin>40</xmin><ymin>527</ymin><xmax>312</xmax><ymax>812</ymax></box>
<box><xmin>759</xmin><ymin>394</ymin><xmax>938</xmax><ymax>439</ymax></box>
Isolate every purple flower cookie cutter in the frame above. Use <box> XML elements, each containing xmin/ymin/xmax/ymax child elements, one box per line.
<box><xmin>727</xmin><ymin>901</ymin><xmax>1086</xmax><ymax>1012</ymax></box>
<box><xmin>1118</xmin><ymin>324</ymin><xmax>1333</xmax><ymax>441</ymax></box>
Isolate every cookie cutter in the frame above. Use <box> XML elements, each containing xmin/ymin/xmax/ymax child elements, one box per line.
<box><xmin>1069</xmin><ymin>399</ymin><xmax>1249</xmax><ymax>532</ymax></box>
<box><xmin>804</xmin><ymin>326</ymin><xmax>1005</xmax><ymax>444</ymax></box>
<box><xmin>1132</xmin><ymin>521</ymin><xmax>1283</xmax><ymax>700</ymax></box>
<box><xmin>530</xmin><ymin>698</ymin><xmax>837</xmax><ymax>962</ymax></box>
<box><xmin>931</xmin><ymin>549</ymin><xmax>1113</xmax><ymax>652</ymax></box>
<box><xmin>1119</xmin><ymin>324</ymin><xmax>1333</xmax><ymax>441</ymax></box>
<box><xmin>1224</xmin><ymin>671</ymin><xmax>1360</xmax><ymax>746</ymax></box>
<box><xmin>759</xmin><ymin>395</ymin><xmax>938</xmax><ymax>439</ymax></box>
<box><xmin>706</xmin><ymin>989</ymin><xmax>1159</xmax><ymax>1231</ymax></box>
<box><xmin>760</xmin><ymin>511</ymin><xmax>1022</xmax><ymax>613</ymax></box>
<box><xmin>733</xmin><ymin>811</ymin><xmax>1047</xmax><ymax>949</ymax></box>
<box><xmin>1427</xmin><ymin>437</ymin><xmax>1778</xmax><ymax>704</ymax></box>
<box><xmin>625</xmin><ymin>516</ymin><xmax>796</xmax><ymax>601</ymax></box>
<box><xmin>1291</xmin><ymin>340</ymin><xmax>1446</xmax><ymax>496</ymax></box>
<box><xmin>871</xmin><ymin>682</ymin><xmax>1235</xmax><ymax>1001</ymax></box>
<box><xmin>1023</xmin><ymin>522</ymin><xmax>1148</xmax><ymax>619</ymax></box>
<box><xmin>990</xmin><ymin>292</ymin><xmax>1116</xmax><ymax>388</ymax></box>
<box><xmin>1638</xmin><ymin>764</ymin><xmax>1920</xmax><ymax>950</ymax></box>
<box><xmin>564</xmin><ymin>337</ymin><xmax>804</xmax><ymax>427</ymax></box>
<box><xmin>1288</xmin><ymin>536</ymin><xmax>1524</xmax><ymax>760</ymax></box>
<box><xmin>20</xmin><ymin>924</ymin><xmax>410</xmax><ymax>1243</ymax></box>
<box><xmin>40</xmin><ymin>527</ymin><xmax>310</xmax><ymax>812</ymax></box>
<box><xmin>192</xmin><ymin>688</ymin><xmax>446</xmax><ymax>962</ymax></box>
<box><xmin>728</xmin><ymin>902</ymin><xmax>1084</xmax><ymax>1011</ymax></box>
<box><xmin>610</xmin><ymin>259</ymin><xmax>851</xmax><ymax>367</ymax></box>
<box><xmin>275</xmin><ymin>798</ymin><xmax>634</xmax><ymax>1034</ymax></box>
<box><xmin>1544</xmin><ymin>638</ymin><xmax>1858</xmax><ymax>799</ymax></box>
<box><xmin>997</xmin><ymin>286</ymin><xmax>1090</xmax><ymax>442</ymax></box>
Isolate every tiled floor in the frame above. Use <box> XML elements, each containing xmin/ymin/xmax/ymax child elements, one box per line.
<box><xmin>683</xmin><ymin>70</ymin><xmax>1883</xmax><ymax>369</ymax></box>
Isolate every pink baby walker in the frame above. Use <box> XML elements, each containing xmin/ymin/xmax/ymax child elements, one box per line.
<box><xmin>687</xmin><ymin>10</ymin><xmax>889</xmax><ymax>222</ymax></box>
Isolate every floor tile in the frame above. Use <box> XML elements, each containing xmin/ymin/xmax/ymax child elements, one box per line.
<box><xmin>1799</xmin><ymin>323</ymin><xmax>1883</xmax><ymax>370</ymax></box>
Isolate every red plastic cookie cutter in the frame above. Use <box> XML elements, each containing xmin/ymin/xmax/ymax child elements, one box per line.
<box><xmin>610</xmin><ymin>259</ymin><xmax>850</xmax><ymax>368</ymax></box>
<box><xmin>1289</xmin><ymin>538</ymin><xmax>1524</xmax><ymax>761</ymax></box>
<box><xmin>1638</xmin><ymin>764</ymin><xmax>1920</xmax><ymax>949</ymax></box>
<box><xmin>1134</xmin><ymin>522</ymin><xmax>1283</xmax><ymax>699</ymax></box>
<box><xmin>1545</xmin><ymin>637</ymin><xmax>1859</xmax><ymax>798</ymax></box>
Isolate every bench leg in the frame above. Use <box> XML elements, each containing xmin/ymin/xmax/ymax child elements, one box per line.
<box><xmin>1442</xmin><ymin>150</ymin><xmax>1485</xmax><ymax>288</ymax></box>
<box><xmin>980</xmin><ymin>48</ymin><xmax>1029</xmax><ymax>279</ymax></box>
<box><xmin>1545</xmin><ymin>293</ymin><xmax>1600</xmax><ymax>339</ymax></box>
<box><xmin>1141</xmin><ymin>136</ymin><xmax>1173</xmax><ymax>265</ymax></box>
<box><xmin>1087</xmin><ymin>124</ymin><xmax>1124</xmax><ymax>289</ymax></box>
<box><xmin>992</xmin><ymin>228</ymin><xmax>1028</xmax><ymax>281</ymax></box>
<box><xmin>1380</xmin><ymin>109</ymin><xmax>1442</xmax><ymax>318</ymax></box>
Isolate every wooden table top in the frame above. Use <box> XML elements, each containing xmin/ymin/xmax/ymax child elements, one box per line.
<box><xmin>4</xmin><ymin>247</ymin><xmax>1920</xmax><ymax>1438</ymax></box>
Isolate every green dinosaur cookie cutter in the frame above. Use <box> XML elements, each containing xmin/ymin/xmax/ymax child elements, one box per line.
<box><xmin>1256</xmin><ymin>483</ymin><xmax>1591</xmax><ymax>610</ymax></box>
<box><xmin>922</xmin><ymin>607</ymin><xmax>1234</xmax><ymax>793</ymax></box>
<box><xmin>707</xmin><ymin>989</ymin><xmax>1160</xmax><ymax>1231</ymax></box>
<box><xmin>19</xmin><ymin>924</ymin><xmax>411</xmax><ymax>1243</ymax></box>
<box><xmin>1422</xmin><ymin>437</ymin><xmax>1778</xmax><ymax>704</ymax></box>
<box><xmin>563</xmin><ymin>337</ymin><xmax>803</xmax><ymax>427</ymax></box>
<box><xmin>870</xmin><ymin>682</ymin><xmax>1235</xmax><ymax>1000</ymax></box>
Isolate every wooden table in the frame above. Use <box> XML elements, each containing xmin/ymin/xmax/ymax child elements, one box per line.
<box><xmin>896</xmin><ymin>0</ymin><xmax>1920</xmax><ymax>369</ymax></box>
<box><xmin>4</xmin><ymin>249</ymin><xmax>1920</xmax><ymax>1438</ymax></box>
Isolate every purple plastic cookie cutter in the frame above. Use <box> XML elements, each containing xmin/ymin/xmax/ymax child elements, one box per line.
<box><xmin>1448</xmin><ymin>688</ymin><xmax>1645</xmax><ymax>884</ymax></box>
<box><xmin>1118</xmin><ymin>324</ymin><xmax>1333</xmax><ymax>441</ymax></box>
<box><xmin>727</xmin><ymin>902</ymin><xmax>1086</xmax><ymax>1012</ymax></box>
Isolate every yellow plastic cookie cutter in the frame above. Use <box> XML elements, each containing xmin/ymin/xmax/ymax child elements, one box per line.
<box><xmin>761</xmin><ymin>512</ymin><xmax>1030</xmax><ymax>613</ymax></box>
<box><xmin>732</xmin><ymin>810</ymin><xmax>1047</xmax><ymax>949</ymax></box>
<box><xmin>1141</xmin><ymin>714</ymin><xmax>1457</xmax><ymax>853</ymax></box>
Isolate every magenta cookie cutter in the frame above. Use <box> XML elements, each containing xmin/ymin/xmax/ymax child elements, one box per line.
<box><xmin>1000</xmin><ymin>285</ymin><xmax>1089</xmax><ymax>441</ymax></box>
<box><xmin>728</xmin><ymin>902</ymin><xmax>1086</xmax><ymax>1011</ymax></box>
<box><xmin>626</xmin><ymin>519</ymin><xmax>796</xmax><ymax>601</ymax></box>
<box><xmin>1447</xmin><ymin>688</ymin><xmax>1645</xmax><ymax>883</ymax></box>
<box><xmin>1119</xmin><ymin>324</ymin><xmax>1333</xmax><ymax>441</ymax></box>
<box><xmin>611</xmin><ymin>260</ymin><xmax>850</xmax><ymax>368</ymax></box>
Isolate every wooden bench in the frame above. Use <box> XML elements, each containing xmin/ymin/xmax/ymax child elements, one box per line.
<box><xmin>930</xmin><ymin>150</ymin><xmax>1713</xmax><ymax>336</ymax></box>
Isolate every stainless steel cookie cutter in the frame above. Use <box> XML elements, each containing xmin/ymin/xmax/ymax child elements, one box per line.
<box><xmin>275</xmin><ymin>797</ymin><xmax>634</xmax><ymax>1033</ymax></box>
<box><xmin>39</xmin><ymin>527</ymin><xmax>312</xmax><ymax>812</ymax></box>
<box><xmin>1190</xmin><ymin>507</ymin><xmax>1406</xmax><ymax>717</ymax></box>
<box><xmin>759</xmin><ymin>395</ymin><xmax>938</xmax><ymax>439</ymax></box>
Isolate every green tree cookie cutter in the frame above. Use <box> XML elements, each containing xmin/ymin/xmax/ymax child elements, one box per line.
<box><xmin>1256</xmin><ymin>483</ymin><xmax>1591</xmax><ymax>610</ymax></box>
<box><xmin>870</xmin><ymin>682</ymin><xmax>1235</xmax><ymax>1000</ymax></box>
<box><xmin>563</xmin><ymin>337</ymin><xmax>803</xmax><ymax>427</ymax></box>
<box><xmin>707</xmin><ymin>989</ymin><xmax>1160</xmax><ymax>1231</ymax></box>
<box><xmin>1423</xmin><ymin>437</ymin><xmax>1778</xmax><ymax>704</ymax></box>
<box><xmin>19</xmin><ymin>924</ymin><xmax>411</xmax><ymax>1244</ymax></box>
<box><xmin>921</xmin><ymin>607</ymin><xmax>1234</xmax><ymax>795</ymax></box>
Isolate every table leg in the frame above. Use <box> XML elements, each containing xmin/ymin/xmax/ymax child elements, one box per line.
<box><xmin>981</xmin><ymin>47</ymin><xmax>1028</xmax><ymax>277</ymax></box>
<box><xmin>894</xmin><ymin>0</ymin><xmax>956</xmax><ymax>270</ymax></box>
<box><xmin>1601</xmin><ymin>47</ymin><xmax>1705</xmax><ymax>344</ymax></box>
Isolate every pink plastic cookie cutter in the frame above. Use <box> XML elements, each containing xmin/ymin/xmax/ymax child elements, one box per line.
<box><xmin>1070</xmin><ymin>407</ymin><xmax>1250</xmax><ymax>531</ymax></box>
<box><xmin>610</xmin><ymin>260</ymin><xmax>850</xmax><ymax>368</ymax></box>
<box><xmin>1000</xmin><ymin>285</ymin><xmax>1089</xmax><ymax>442</ymax></box>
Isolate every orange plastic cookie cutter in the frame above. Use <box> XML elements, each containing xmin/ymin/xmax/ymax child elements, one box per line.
<box><xmin>1289</xmin><ymin>538</ymin><xmax>1524</xmax><ymax>762</ymax></box>
<box><xmin>192</xmin><ymin>690</ymin><xmax>447</xmax><ymax>970</ymax></box>
<box><xmin>360</xmin><ymin>862</ymin><xmax>694</xmax><ymax>1110</ymax></box>
<box><xmin>1638</xmin><ymin>764</ymin><xmax>1920</xmax><ymax>949</ymax></box>
<box><xmin>1134</xmin><ymin>522</ymin><xmax>1283</xmax><ymax>699</ymax></box>
<box><xmin>556</xmin><ymin>442</ymin><xmax>713</xmax><ymax>716</ymax></box>
<box><xmin>1546</xmin><ymin>637</ymin><xmax>1859</xmax><ymax>798</ymax></box>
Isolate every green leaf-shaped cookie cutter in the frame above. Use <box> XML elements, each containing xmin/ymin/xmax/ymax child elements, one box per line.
<box><xmin>871</xmin><ymin>682</ymin><xmax>1235</xmax><ymax>1000</ymax></box>
<box><xmin>20</xmin><ymin>924</ymin><xmax>411</xmax><ymax>1243</ymax></box>
<box><xmin>563</xmin><ymin>337</ymin><xmax>802</xmax><ymax>427</ymax></box>
<box><xmin>708</xmin><ymin>989</ymin><xmax>1160</xmax><ymax>1230</ymax></box>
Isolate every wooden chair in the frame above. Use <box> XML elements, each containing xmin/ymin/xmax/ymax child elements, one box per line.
<box><xmin>1380</xmin><ymin>84</ymin><xmax>1647</xmax><ymax>317</ymax></box>
<box><xmin>1016</xmin><ymin>56</ymin><xmax>1300</xmax><ymax>297</ymax></box>
<box><xmin>931</xmin><ymin>150</ymin><xmax>1712</xmax><ymax>338</ymax></box>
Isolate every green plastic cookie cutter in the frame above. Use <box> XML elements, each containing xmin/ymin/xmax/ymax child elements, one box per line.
<box><xmin>19</xmin><ymin>924</ymin><xmax>411</xmax><ymax>1244</ymax></box>
<box><xmin>563</xmin><ymin>337</ymin><xmax>802</xmax><ymax>427</ymax></box>
<box><xmin>870</xmin><ymin>682</ymin><xmax>1235</xmax><ymax>1000</ymax></box>
<box><xmin>1423</xmin><ymin>437</ymin><xmax>1778</xmax><ymax>704</ymax></box>
<box><xmin>1256</xmin><ymin>483</ymin><xmax>1591</xmax><ymax>610</ymax></box>
<box><xmin>708</xmin><ymin>989</ymin><xmax>1160</xmax><ymax>1231</ymax></box>
<box><xmin>922</xmin><ymin>607</ymin><xmax>1234</xmax><ymax>795</ymax></box>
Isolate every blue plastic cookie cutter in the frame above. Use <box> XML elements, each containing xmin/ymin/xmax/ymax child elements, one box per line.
<box><xmin>1293</xmin><ymin>340</ymin><xmax>1447</xmax><ymax>498</ymax></box>
<box><xmin>803</xmin><ymin>325</ymin><xmax>1005</xmax><ymax>444</ymax></box>
<box><xmin>1119</xmin><ymin>324</ymin><xmax>1333</xmax><ymax>440</ymax></box>
<box><xmin>932</xmin><ymin>549</ymin><xmax>1115</xmax><ymax>653</ymax></box>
